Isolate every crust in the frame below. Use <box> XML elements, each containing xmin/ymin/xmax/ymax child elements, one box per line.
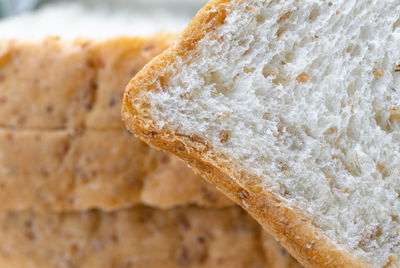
<box><xmin>122</xmin><ymin>1</ymin><xmax>371</xmax><ymax>267</ymax></box>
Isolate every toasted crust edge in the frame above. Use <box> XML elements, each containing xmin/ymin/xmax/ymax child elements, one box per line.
<box><xmin>122</xmin><ymin>1</ymin><xmax>370</xmax><ymax>267</ymax></box>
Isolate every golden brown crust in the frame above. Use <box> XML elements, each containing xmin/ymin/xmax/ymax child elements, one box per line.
<box><xmin>122</xmin><ymin>1</ymin><xmax>371</xmax><ymax>267</ymax></box>
<box><xmin>0</xmin><ymin>206</ymin><xmax>268</xmax><ymax>268</ymax></box>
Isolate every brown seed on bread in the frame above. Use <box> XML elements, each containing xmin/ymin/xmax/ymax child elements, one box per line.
<box><xmin>296</xmin><ymin>72</ymin><xmax>310</xmax><ymax>83</ymax></box>
<box><xmin>373</xmin><ymin>68</ymin><xmax>384</xmax><ymax>77</ymax></box>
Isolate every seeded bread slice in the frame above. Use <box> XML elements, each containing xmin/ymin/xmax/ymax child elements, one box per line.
<box><xmin>0</xmin><ymin>36</ymin><xmax>172</xmax><ymax>129</ymax></box>
<box><xmin>123</xmin><ymin>0</ymin><xmax>400</xmax><ymax>266</ymax></box>
<box><xmin>0</xmin><ymin>127</ymin><xmax>232</xmax><ymax>211</ymax></box>
<box><xmin>0</xmin><ymin>36</ymin><xmax>232</xmax><ymax>211</ymax></box>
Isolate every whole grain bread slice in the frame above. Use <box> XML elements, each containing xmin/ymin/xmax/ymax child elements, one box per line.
<box><xmin>123</xmin><ymin>0</ymin><xmax>400</xmax><ymax>267</ymax></box>
<box><xmin>0</xmin><ymin>127</ymin><xmax>232</xmax><ymax>211</ymax></box>
<box><xmin>0</xmin><ymin>36</ymin><xmax>233</xmax><ymax>211</ymax></box>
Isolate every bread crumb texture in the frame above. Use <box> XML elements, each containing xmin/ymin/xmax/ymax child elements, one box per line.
<box><xmin>132</xmin><ymin>0</ymin><xmax>400</xmax><ymax>266</ymax></box>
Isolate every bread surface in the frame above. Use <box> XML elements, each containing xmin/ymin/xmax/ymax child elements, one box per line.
<box><xmin>0</xmin><ymin>36</ymin><xmax>171</xmax><ymax>129</ymax></box>
<box><xmin>123</xmin><ymin>0</ymin><xmax>400</xmax><ymax>266</ymax></box>
<box><xmin>0</xmin><ymin>206</ymin><xmax>275</xmax><ymax>268</ymax></box>
<box><xmin>0</xmin><ymin>127</ymin><xmax>233</xmax><ymax>211</ymax></box>
<box><xmin>0</xmin><ymin>36</ymin><xmax>233</xmax><ymax>211</ymax></box>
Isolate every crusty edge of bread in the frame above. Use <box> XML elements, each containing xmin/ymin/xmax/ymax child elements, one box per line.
<box><xmin>122</xmin><ymin>0</ymin><xmax>370</xmax><ymax>267</ymax></box>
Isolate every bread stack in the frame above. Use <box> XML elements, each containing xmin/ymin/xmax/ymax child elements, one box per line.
<box><xmin>0</xmin><ymin>1</ymin><xmax>302</xmax><ymax>267</ymax></box>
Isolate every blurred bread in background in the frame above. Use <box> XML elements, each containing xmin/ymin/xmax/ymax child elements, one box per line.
<box><xmin>0</xmin><ymin>0</ymin><xmax>206</xmax><ymax>37</ymax></box>
<box><xmin>0</xmin><ymin>206</ymin><xmax>270</xmax><ymax>268</ymax></box>
<box><xmin>0</xmin><ymin>33</ymin><xmax>234</xmax><ymax>211</ymax></box>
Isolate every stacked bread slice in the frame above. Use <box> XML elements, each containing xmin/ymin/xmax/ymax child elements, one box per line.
<box><xmin>0</xmin><ymin>1</ymin><xmax>302</xmax><ymax>267</ymax></box>
<box><xmin>0</xmin><ymin>35</ymin><xmax>234</xmax><ymax>211</ymax></box>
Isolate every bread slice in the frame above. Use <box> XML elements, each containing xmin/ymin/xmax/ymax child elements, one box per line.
<box><xmin>0</xmin><ymin>126</ymin><xmax>233</xmax><ymax>211</ymax></box>
<box><xmin>0</xmin><ymin>36</ymin><xmax>172</xmax><ymax>129</ymax></box>
<box><xmin>123</xmin><ymin>0</ymin><xmax>400</xmax><ymax>266</ymax></box>
<box><xmin>0</xmin><ymin>36</ymin><xmax>233</xmax><ymax>211</ymax></box>
<box><xmin>0</xmin><ymin>206</ymin><xmax>276</xmax><ymax>268</ymax></box>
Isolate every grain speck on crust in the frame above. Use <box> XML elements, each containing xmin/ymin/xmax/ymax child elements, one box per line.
<box><xmin>238</xmin><ymin>189</ymin><xmax>249</xmax><ymax>200</ymax></box>
<box><xmin>108</xmin><ymin>97</ymin><xmax>116</xmax><ymax>107</ymax></box>
<box><xmin>176</xmin><ymin>246</ymin><xmax>192</xmax><ymax>266</ymax></box>
<box><xmin>0</xmin><ymin>96</ymin><xmax>7</xmax><ymax>104</ymax></box>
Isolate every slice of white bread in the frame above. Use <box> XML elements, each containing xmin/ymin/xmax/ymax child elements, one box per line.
<box><xmin>0</xmin><ymin>206</ymin><xmax>286</xmax><ymax>268</ymax></box>
<box><xmin>123</xmin><ymin>0</ymin><xmax>400</xmax><ymax>267</ymax></box>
